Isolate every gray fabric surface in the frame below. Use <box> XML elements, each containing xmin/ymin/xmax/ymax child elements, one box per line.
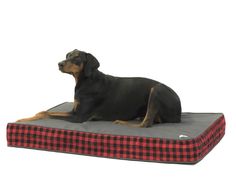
<box><xmin>13</xmin><ymin>102</ymin><xmax>222</xmax><ymax>140</ymax></box>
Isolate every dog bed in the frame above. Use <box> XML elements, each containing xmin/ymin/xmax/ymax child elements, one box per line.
<box><xmin>7</xmin><ymin>102</ymin><xmax>225</xmax><ymax>164</ymax></box>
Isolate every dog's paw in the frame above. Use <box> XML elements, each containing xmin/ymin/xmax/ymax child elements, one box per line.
<box><xmin>35</xmin><ymin>111</ymin><xmax>48</xmax><ymax>117</ymax></box>
<box><xmin>113</xmin><ymin>120</ymin><xmax>146</xmax><ymax>128</ymax></box>
<box><xmin>113</xmin><ymin>120</ymin><xmax>128</xmax><ymax>125</ymax></box>
<box><xmin>16</xmin><ymin>111</ymin><xmax>49</xmax><ymax>122</ymax></box>
<box><xmin>16</xmin><ymin>118</ymin><xmax>27</xmax><ymax>122</ymax></box>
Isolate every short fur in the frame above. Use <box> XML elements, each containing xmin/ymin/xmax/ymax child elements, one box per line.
<box><xmin>17</xmin><ymin>49</ymin><xmax>182</xmax><ymax>127</ymax></box>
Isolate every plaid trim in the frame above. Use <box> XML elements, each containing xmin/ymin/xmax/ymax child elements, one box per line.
<box><xmin>7</xmin><ymin>115</ymin><xmax>225</xmax><ymax>164</ymax></box>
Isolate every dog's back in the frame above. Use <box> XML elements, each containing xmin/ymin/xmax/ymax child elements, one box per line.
<box><xmin>78</xmin><ymin>71</ymin><xmax>181</xmax><ymax>123</ymax></box>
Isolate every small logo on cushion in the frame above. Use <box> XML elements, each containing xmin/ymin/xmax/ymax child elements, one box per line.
<box><xmin>179</xmin><ymin>134</ymin><xmax>189</xmax><ymax>139</ymax></box>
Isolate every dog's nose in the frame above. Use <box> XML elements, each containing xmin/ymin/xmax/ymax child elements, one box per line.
<box><xmin>58</xmin><ymin>62</ymin><xmax>64</xmax><ymax>68</ymax></box>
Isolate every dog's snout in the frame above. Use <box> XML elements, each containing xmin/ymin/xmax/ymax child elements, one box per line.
<box><xmin>58</xmin><ymin>62</ymin><xmax>64</xmax><ymax>68</ymax></box>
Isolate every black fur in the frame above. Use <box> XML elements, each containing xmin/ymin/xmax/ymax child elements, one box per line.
<box><xmin>58</xmin><ymin>50</ymin><xmax>182</xmax><ymax>126</ymax></box>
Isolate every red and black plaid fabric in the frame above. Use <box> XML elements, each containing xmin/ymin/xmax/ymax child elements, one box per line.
<box><xmin>7</xmin><ymin>115</ymin><xmax>225</xmax><ymax>164</ymax></box>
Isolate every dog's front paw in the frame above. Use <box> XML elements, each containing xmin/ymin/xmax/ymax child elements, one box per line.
<box><xmin>16</xmin><ymin>118</ymin><xmax>27</xmax><ymax>122</ymax></box>
<box><xmin>16</xmin><ymin>111</ymin><xmax>49</xmax><ymax>122</ymax></box>
<box><xmin>113</xmin><ymin>120</ymin><xmax>127</xmax><ymax>125</ymax></box>
<box><xmin>35</xmin><ymin>111</ymin><xmax>49</xmax><ymax>119</ymax></box>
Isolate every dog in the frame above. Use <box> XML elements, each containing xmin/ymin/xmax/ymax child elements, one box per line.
<box><xmin>17</xmin><ymin>49</ymin><xmax>182</xmax><ymax>127</ymax></box>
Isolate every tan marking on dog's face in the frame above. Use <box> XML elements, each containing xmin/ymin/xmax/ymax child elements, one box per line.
<box><xmin>59</xmin><ymin>50</ymin><xmax>86</xmax><ymax>83</ymax></box>
<box><xmin>60</xmin><ymin>61</ymin><xmax>83</xmax><ymax>74</ymax></box>
<box><xmin>59</xmin><ymin>50</ymin><xmax>83</xmax><ymax>74</ymax></box>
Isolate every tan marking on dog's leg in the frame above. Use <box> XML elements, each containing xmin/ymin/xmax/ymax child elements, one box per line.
<box><xmin>73</xmin><ymin>99</ymin><xmax>80</xmax><ymax>112</ymax></box>
<box><xmin>113</xmin><ymin>120</ymin><xmax>145</xmax><ymax>128</ymax></box>
<box><xmin>138</xmin><ymin>86</ymin><xmax>161</xmax><ymax>127</ymax></box>
<box><xmin>16</xmin><ymin>111</ymin><xmax>49</xmax><ymax>122</ymax></box>
<box><xmin>16</xmin><ymin>111</ymin><xmax>72</xmax><ymax>122</ymax></box>
<box><xmin>114</xmin><ymin>86</ymin><xmax>161</xmax><ymax>128</ymax></box>
<box><xmin>47</xmin><ymin>112</ymin><xmax>71</xmax><ymax>117</ymax></box>
<box><xmin>113</xmin><ymin>120</ymin><xmax>129</xmax><ymax>125</ymax></box>
<box><xmin>16</xmin><ymin>99</ymin><xmax>80</xmax><ymax>122</ymax></box>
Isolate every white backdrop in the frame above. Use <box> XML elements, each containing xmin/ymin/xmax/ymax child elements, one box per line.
<box><xmin>0</xmin><ymin>0</ymin><xmax>235</xmax><ymax>189</ymax></box>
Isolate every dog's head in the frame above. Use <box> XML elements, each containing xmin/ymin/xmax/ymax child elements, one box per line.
<box><xmin>58</xmin><ymin>49</ymin><xmax>100</xmax><ymax>78</ymax></box>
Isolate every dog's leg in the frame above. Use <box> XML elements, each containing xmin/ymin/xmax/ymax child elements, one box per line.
<box><xmin>113</xmin><ymin>120</ymin><xmax>141</xmax><ymax>127</ymax></box>
<box><xmin>141</xmin><ymin>83</ymin><xmax>182</xmax><ymax>125</ymax></box>
<box><xmin>16</xmin><ymin>111</ymin><xmax>49</xmax><ymax>122</ymax></box>
<box><xmin>16</xmin><ymin>111</ymin><xmax>72</xmax><ymax>122</ymax></box>
<box><xmin>114</xmin><ymin>84</ymin><xmax>162</xmax><ymax>128</ymax></box>
<box><xmin>16</xmin><ymin>100</ymin><xmax>80</xmax><ymax>122</ymax></box>
<box><xmin>139</xmin><ymin>85</ymin><xmax>162</xmax><ymax>127</ymax></box>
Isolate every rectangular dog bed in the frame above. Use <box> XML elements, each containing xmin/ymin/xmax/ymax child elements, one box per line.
<box><xmin>7</xmin><ymin>102</ymin><xmax>225</xmax><ymax>164</ymax></box>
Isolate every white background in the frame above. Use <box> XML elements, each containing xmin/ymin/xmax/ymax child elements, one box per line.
<box><xmin>0</xmin><ymin>0</ymin><xmax>235</xmax><ymax>188</ymax></box>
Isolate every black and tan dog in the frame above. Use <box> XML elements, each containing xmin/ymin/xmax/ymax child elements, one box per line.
<box><xmin>17</xmin><ymin>49</ymin><xmax>181</xmax><ymax>127</ymax></box>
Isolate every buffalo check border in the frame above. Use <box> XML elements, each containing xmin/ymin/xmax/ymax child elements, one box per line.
<box><xmin>7</xmin><ymin>115</ymin><xmax>225</xmax><ymax>164</ymax></box>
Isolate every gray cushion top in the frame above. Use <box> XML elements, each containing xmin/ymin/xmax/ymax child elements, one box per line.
<box><xmin>12</xmin><ymin>102</ymin><xmax>223</xmax><ymax>140</ymax></box>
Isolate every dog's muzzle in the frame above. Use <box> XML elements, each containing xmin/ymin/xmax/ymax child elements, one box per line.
<box><xmin>58</xmin><ymin>62</ymin><xmax>64</xmax><ymax>70</ymax></box>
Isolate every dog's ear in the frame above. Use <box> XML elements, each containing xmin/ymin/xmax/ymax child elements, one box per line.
<box><xmin>84</xmin><ymin>53</ymin><xmax>100</xmax><ymax>77</ymax></box>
